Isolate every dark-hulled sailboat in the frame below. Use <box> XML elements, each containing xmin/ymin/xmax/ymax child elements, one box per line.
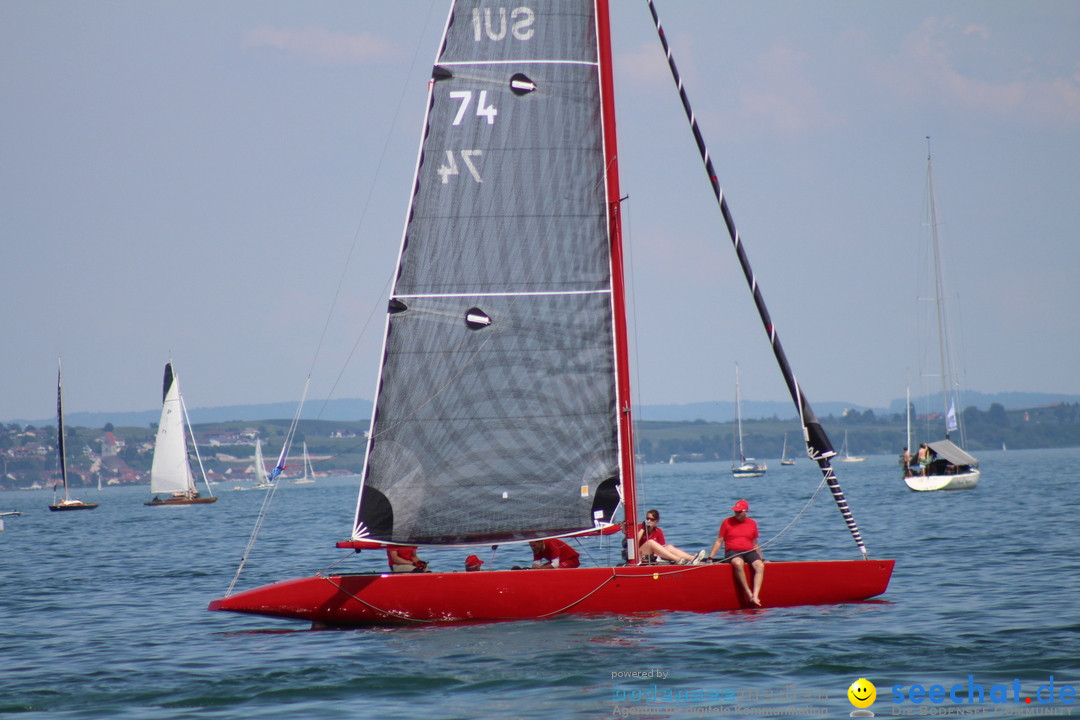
<box><xmin>210</xmin><ymin>0</ymin><xmax>893</xmax><ymax>627</ymax></box>
<box><xmin>49</xmin><ymin>361</ymin><xmax>99</xmax><ymax>512</ymax></box>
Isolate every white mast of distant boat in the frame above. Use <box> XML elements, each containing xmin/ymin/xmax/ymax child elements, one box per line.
<box><xmin>904</xmin><ymin>139</ymin><xmax>979</xmax><ymax>491</ymax></box>
<box><xmin>731</xmin><ymin>363</ymin><xmax>766</xmax><ymax>477</ymax></box>
<box><xmin>290</xmin><ymin>442</ymin><xmax>316</xmax><ymax>484</ymax></box>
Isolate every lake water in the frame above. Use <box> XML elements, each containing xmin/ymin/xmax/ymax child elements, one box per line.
<box><xmin>2</xmin><ymin>447</ymin><xmax>1077</xmax><ymax>719</ymax></box>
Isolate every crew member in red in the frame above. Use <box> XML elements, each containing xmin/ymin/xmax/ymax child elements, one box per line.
<box><xmin>529</xmin><ymin>538</ymin><xmax>581</xmax><ymax>569</ymax></box>
<box><xmin>636</xmin><ymin>509</ymin><xmax>702</xmax><ymax>564</ymax></box>
<box><xmin>387</xmin><ymin>546</ymin><xmax>428</xmax><ymax>573</ymax></box>
<box><xmin>708</xmin><ymin>499</ymin><xmax>765</xmax><ymax>606</ymax></box>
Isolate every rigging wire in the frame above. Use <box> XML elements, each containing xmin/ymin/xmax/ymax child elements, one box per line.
<box><xmin>179</xmin><ymin>389</ymin><xmax>213</xmax><ymax>498</ymax></box>
<box><xmin>222</xmin><ymin>1</ymin><xmax>444</xmax><ymax>594</ymax></box>
<box><xmin>759</xmin><ymin>476</ymin><xmax>828</xmax><ymax>550</ymax></box>
<box><xmin>618</xmin><ymin>194</ymin><xmax>650</xmax><ymax>513</ymax></box>
<box><xmin>310</xmin><ymin>3</ymin><xmax>445</xmax><ymax>418</ymax></box>
<box><xmin>225</xmin><ymin>379</ymin><xmax>310</xmax><ymax>597</ymax></box>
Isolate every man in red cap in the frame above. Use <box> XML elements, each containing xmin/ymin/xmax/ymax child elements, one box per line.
<box><xmin>708</xmin><ymin>499</ymin><xmax>765</xmax><ymax>606</ymax></box>
<box><xmin>465</xmin><ymin>554</ymin><xmax>485</xmax><ymax>571</ymax></box>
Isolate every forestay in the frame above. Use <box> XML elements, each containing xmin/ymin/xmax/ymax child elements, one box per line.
<box><xmin>354</xmin><ymin>2</ymin><xmax>622</xmax><ymax>545</ymax></box>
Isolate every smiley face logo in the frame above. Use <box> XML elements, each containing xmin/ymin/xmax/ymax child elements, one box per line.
<box><xmin>847</xmin><ymin>678</ymin><xmax>877</xmax><ymax>709</ymax></box>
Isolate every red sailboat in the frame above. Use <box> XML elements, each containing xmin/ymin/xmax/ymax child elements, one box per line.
<box><xmin>210</xmin><ymin>0</ymin><xmax>893</xmax><ymax>627</ymax></box>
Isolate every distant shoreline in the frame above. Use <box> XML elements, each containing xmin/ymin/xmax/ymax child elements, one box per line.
<box><xmin>6</xmin><ymin>390</ymin><xmax>1078</xmax><ymax>428</ymax></box>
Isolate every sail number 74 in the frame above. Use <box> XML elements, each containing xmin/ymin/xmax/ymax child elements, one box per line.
<box><xmin>438</xmin><ymin>150</ymin><xmax>483</xmax><ymax>184</ymax></box>
<box><xmin>449</xmin><ymin>90</ymin><xmax>497</xmax><ymax>125</ymax></box>
<box><xmin>438</xmin><ymin>92</ymin><xmax>492</xmax><ymax>183</ymax></box>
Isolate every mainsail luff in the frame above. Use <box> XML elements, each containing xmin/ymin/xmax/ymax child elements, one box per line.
<box><xmin>595</xmin><ymin>0</ymin><xmax>639</xmax><ymax>562</ymax></box>
<box><xmin>646</xmin><ymin>0</ymin><xmax>866</xmax><ymax>556</ymax></box>
<box><xmin>354</xmin><ymin>1</ymin><xmax>623</xmax><ymax>546</ymax></box>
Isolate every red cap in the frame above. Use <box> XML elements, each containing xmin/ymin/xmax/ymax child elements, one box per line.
<box><xmin>732</xmin><ymin>499</ymin><xmax>750</xmax><ymax>512</ymax></box>
<box><xmin>465</xmin><ymin>554</ymin><xmax>484</xmax><ymax>567</ymax></box>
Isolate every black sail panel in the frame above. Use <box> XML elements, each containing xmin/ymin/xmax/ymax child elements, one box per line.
<box><xmin>56</xmin><ymin>365</ymin><xmax>68</xmax><ymax>492</ymax></box>
<box><xmin>356</xmin><ymin>1</ymin><xmax>619</xmax><ymax>545</ymax></box>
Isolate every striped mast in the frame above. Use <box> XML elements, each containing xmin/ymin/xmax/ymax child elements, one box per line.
<box><xmin>596</xmin><ymin>0</ymin><xmax>639</xmax><ymax>562</ymax></box>
<box><xmin>646</xmin><ymin>1</ymin><xmax>868</xmax><ymax>557</ymax></box>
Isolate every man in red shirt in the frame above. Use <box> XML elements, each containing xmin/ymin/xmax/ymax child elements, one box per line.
<box><xmin>708</xmin><ymin>499</ymin><xmax>765</xmax><ymax>606</ymax></box>
<box><xmin>387</xmin><ymin>546</ymin><xmax>428</xmax><ymax>573</ymax></box>
<box><xmin>529</xmin><ymin>538</ymin><xmax>581</xmax><ymax>568</ymax></box>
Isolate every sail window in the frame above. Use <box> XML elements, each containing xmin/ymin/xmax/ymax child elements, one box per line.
<box><xmin>591</xmin><ymin>478</ymin><xmax>621</xmax><ymax>523</ymax></box>
<box><xmin>464</xmin><ymin>307</ymin><xmax>492</xmax><ymax>330</ymax></box>
<box><xmin>509</xmin><ymin>73</ymin><xmax>537</xmax><ymax>96</ymax></box>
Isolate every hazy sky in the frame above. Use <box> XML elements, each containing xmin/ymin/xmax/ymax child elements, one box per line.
<box><xmin>3</xmin><ymin>1</ymin><xmax>1078</xmax><ymax>423</ymax></box>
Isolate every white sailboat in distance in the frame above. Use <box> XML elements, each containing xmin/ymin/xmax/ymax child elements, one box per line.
<box><xmin>145</xmin><ymin>362</ymin><xmax>217</xmax><ymax>506</ymax></box>
<box><xmin>904</xmin><ymin>140</ymin><xmax>980</xmax><ymax>492</ymax></box>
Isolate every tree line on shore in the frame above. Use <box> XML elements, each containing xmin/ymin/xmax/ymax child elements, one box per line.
<box><xmin>2</xmin><ymin>402</ymin><xmax>1077</xmax><ymax>488</ymax></box>
<box><xmin>634</xmin><ymin>402</ymin><xmax>1080</xmax><ymax>464</ymax></box>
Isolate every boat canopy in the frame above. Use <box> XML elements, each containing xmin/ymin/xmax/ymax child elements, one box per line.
<box><xmin>927</xmin><ymin>439</ymin><xmax>978</xmax><ymax>468</ymax></box>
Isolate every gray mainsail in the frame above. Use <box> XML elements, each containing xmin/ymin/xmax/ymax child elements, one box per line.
<box><xmin>354</xmin><ymin>2</ymin><xmax>622</xmax><ymax>545</ymax></box>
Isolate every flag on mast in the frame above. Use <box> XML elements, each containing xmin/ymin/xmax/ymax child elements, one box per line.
<box><xmin>946</xmin><ymin>401</ymin><xmax>958</xmax><ymax>433</ymax></box>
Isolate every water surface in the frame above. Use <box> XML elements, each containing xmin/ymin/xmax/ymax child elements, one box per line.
<box><xmin>2</xmin><ymin>447</ymin><xmax>1077</xmax><ymax>718</ymax></box>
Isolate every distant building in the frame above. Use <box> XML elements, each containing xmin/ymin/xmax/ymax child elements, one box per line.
<box><xmin>204</xmin><ymin>429</ymin><xmax>260</xmax><ymax>446</ymax></box>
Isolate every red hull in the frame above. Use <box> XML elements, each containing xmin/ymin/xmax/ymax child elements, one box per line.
<box><xmin>208</xmin><ymin>559</ymin><xmax>894</xmax><ymax>627</ymax></box>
